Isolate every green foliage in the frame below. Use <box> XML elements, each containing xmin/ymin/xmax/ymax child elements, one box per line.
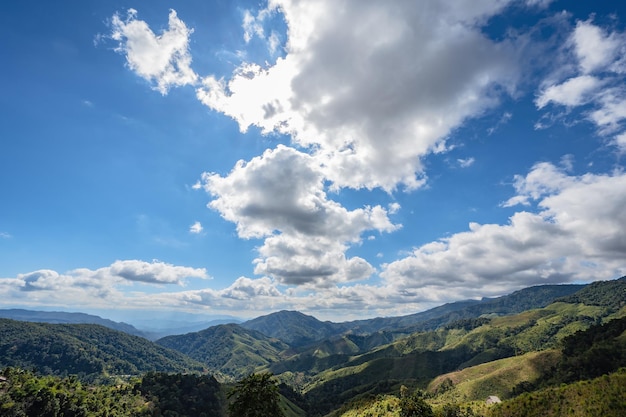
<box><xmin>546</xmin><ymin>316</ymin><xmax>626</xmax><ymax>385</ymax></box>
<box><xmin>0</xmin><ymin>367</ymin><xmax>148</xmax><ymax>416</ymax></box>
<box><xmin>399</xmin><ymin>392</ymin><xmax>434</xmax><ymax>417</ymax></box>
<box><xmin>0</xmin><ymin>368</ymin><xmax>228</xmax><ymax>417</ymax></box>
<box><xmin>137</xmin><ymin>372</ymin><xmax>223</xmax><ymax>417</ymax></box>
<box><xmin>555</xmin><ymin>276</ymin><xmax>626</xmax><ymax>311</ymax></box>
<box><xmin>227</xmin><ymin>373</ymin><xmax>285</xmax><ymax>417</ymax></box>
<box><xmin>435</xmin><ymin>403</ymin><xmax>479</xmax><ymax>417</ymax></box>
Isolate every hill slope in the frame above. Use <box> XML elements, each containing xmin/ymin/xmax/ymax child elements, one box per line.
<box><xmin>0</xmin><ymin>319</ymin><xmax>203</xmax><ymax>381</ymax></box>
<box><xmin>488</xmin><ymin>369</ymin><xmax>626</xmax><ymax>417</ymax></box>
<box><xmin>157</xmin><ymin>323</ymin><xmax>290</xmax><ymax>381</ymax></box>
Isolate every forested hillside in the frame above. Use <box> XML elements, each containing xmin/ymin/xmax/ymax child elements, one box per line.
<box><xmin>156</xmin><ymin>323</ymin><xmax>290</xmax><ymax>381</ymax></box>
<box><xmin>0</xmin><ymin>319</ymin><xmax>203</xmax><ymax>381</ymax></box>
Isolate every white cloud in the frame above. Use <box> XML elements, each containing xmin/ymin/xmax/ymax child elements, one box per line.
<box><xmin>572</xmin><ymin>20</ymin><xmax>620</xmax><ymax>74</ymax></box>
<box><xmin>0</xmin><ymin>260</ymin><xmax>210</xmax><ymax>311</ymax></box>
<box><xmin>588</xmin><ymin>88</ymin><xmax>626</xmax><ymax>134</ymax></box>
<box><xmin>535</xmin><ymin>75</ymin><xmax>601</xmax><ymax>109</ymax></box>
<box><xmin>615</xmin><ymin>132</ymin><xmax>626</xmax><ymax>152</ymax></box>
<box><xmin>110</xmin><ymin>9</ymin><xmax>197</xmax><ymax>94</ymax></box>
<box><xmin>536</xmin><ymin>19</ymin><xmax>626</xmax><ymax>138</ymax></box>
<box><xmin>382</xmin><ymin>163</ymin><xmax>626</xmax><ymax>295</ymax></box>
<box><xmin>200</xmin><ymin>145</ymin><xmax>399</xmax><ymax>286</ymax></box>
<box><xmin>0</xmin><ymin>232</ymin><xmax>11</xmax><ymax>239</ymax></box>
<box><xmin>197</xmin><ymin>0</ymin><xmax>518</xmax><ymax>191</ymax></box>
<box><xmin>103</xmin><ymin>260</ymin><xmax>208</xmax><ymax>284</ymax></box>
<box><xmin>524</xmin><ymin>0</ymin><xmax>555</xmax><ymax>8</ymax></box>
<box><xmin>189</xmin><ymin>221</ymin><xmax>203</xmax><ymax>234</ymax></box>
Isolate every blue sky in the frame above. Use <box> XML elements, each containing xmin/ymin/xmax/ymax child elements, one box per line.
<box><xmin>1</xmin><ymin>0</ymin><xmax>625</xmax><ymax>323</ymax></box>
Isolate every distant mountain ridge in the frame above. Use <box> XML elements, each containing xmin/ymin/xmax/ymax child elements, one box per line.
<box><xmin>239</xmin><ymin>283</ymin><xmax>586</xmax><ymax>348</ymax></box>
<box><xmin>0</xmin><ymin>309</ymin><xmax>145</xmax><ymax>337</ymax></box>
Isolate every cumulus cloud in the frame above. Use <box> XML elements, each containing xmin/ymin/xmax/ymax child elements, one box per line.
<box><xmin>110</xmin><ymin>9</ymin><xmax>197</xmax><ymax>94</ymax></box>
<box><xmin>10</xmin><ymin>260</ymin><xmax>206</xmax><ymax>292</ymax></box>
<box><xmin>0</xmin><ymin>260</ymin><xmax>209</xmax><ymax>311</ymax></box>
<box><xmin>200</xmin><ymin>145</ymin><xmax>399</xmax><ymax>286</ymax></box>
<box><xmin>197</xmin><ymin>0</ymin><xmax>518</xmax><ymax>191</ymax></box>
<box><xmin>381</xmin><ymin>163</ymin><xmax>626</xmax><ymax>295</ymax></box>
<box><xmin>103</xmin><ymin>260</ymin><xmax>208</xmax><ymax>284</ymax></box>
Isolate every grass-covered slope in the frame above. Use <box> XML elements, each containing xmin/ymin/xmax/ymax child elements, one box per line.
<box><xmin>0</xmin><ymin>319</ymin><xmax>203</xmax><ymax>381</ymax></box>
<box><xmin>427</xmin><ymin>350</ymin><xmax>562</xmax><ymax>404</ymax></box>
<box><xmin>488</xmin><ymin>369</ymin><xmax>626</xmax><ymax>417</ymax></box>
<box><xmin>157</xmin><ymin>323</ymin><xmax>290</xmax><ymax>381</ymax></box>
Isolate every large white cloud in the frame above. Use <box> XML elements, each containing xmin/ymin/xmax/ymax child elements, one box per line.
<box><xmin>197</xmin><ymin>0</ymin><xmax>519</xmax><ymax>191</ymax></box>
<box><xmin>200</xmin><ymin>145</ymin><xmax>399</xmax><ymax>286</ymax></box>
<box><xmin>381</xmin><ymin>163</ymin><xmax>626</xmax><ymax>294</ymax></box>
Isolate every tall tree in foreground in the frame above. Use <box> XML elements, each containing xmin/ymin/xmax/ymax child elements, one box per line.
<box><xmin>227</xmin><ymin>373</ymin><xmax>285</xmax><ymax>417</ymax></box>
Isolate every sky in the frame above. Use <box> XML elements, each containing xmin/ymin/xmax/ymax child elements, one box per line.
<box><xmin>1</xmin><ymin>0</ymin><xmax>625</xmax><ymax>324</ymax></box>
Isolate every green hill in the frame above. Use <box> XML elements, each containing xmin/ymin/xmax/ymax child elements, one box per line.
<box><xmin>157</xmin><ymin>323</ymin><xmax>290</xmax><ymax>382</ymax></box>
<box><xmin>0</xmin><ymin>319</ymin><xmax>203</xmax><ymax>381</ymax></box>
<box><xmin>488</xmin><ymin>369</ymin><xmax>626</xmax><ymax>417</ymax></box>
<box><xmin>427</xmin><ymin>350</ymin><xmax>562</xmax><ymax>404</ymax></box>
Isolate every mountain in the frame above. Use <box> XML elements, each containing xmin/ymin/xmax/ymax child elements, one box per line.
<box><xmin>343</xmin><ymin>283</ymin><xmax>586</xmax><ymax>335</ymax></box>
<box><xmin>0</xmin><ymin>319</ymin><xmax>203</xmax><ymax>381</ymax></box>
<box><xmin>239</xmin><ymin>284</ymin><xmax>585</xmax><ymax>353</ymax></box>
<box><xmin>0</xmin><ymin>309</ymin><xmax>145</xmax><ymax>337</ymax></box>
<box><xmin>264</xmin><ymin>278</ymin><xmax>626</xmax><ymax>416</ymax></box>
<box><xmin>242</xmin><ymin>310</ymin><xmax>346</xmax><ymax>347</ymax></box>
<box><xmin>3</xmin><ymin>276</ymin><xmax>625</xmax><ymax>416</ymax></box>
<box><xmin>156</xmin><ymin>323</ymin><xmax>290</xmax><ymax>381</ymax></box>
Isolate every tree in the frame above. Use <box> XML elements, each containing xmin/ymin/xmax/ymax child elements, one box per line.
<box><xmin>227</xmin><ymin>373</ymin><xmax>285</xmax><ymax>417</ymax></box>
<box><xmin>400</xmin><ymin>391</ymin><xmax>434</xmax><ymax>417</ymax></box>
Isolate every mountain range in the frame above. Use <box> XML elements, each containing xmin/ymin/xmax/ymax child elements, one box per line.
<box><xmin>1</xmin><ymin>276</ymin><xmax>625</xmax><ymax>416</ymax></box>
